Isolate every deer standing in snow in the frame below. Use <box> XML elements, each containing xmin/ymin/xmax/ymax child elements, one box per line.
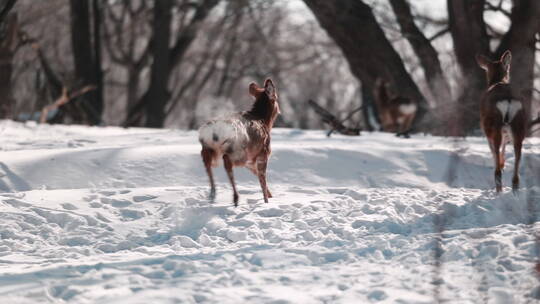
<box><xmin>198</xmin><ymin>79</ymin><xmax>280</xmax><ymax>206</ymax></box>
<box><xmin>476</xmin><ymin>50</ymin><xmax>528</xmax><ymax>193</ymax></box>
<box><xmin>373</xmin><ymin>78</ymin><xmax>417</xmax><ymax>138</ymax></box>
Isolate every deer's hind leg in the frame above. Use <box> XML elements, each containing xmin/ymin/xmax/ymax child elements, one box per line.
<box><xmin>488</xmin><ymin>132</ymin><xmax>503</xmax><ymax>193</ymax></box>
<box><xmin>223</xmin><ymin>154</ymin><xmax>239</xmax><ymax>207</ymax></box>
<box><xmin>499</xmin><ymin>140</ymin><xmax>506</xmax><ymax>170</ymax></box>
<box><xmin>511</xmin><ymin>133</ymin><xmax>524</xmax><ymax>194</ymax></box>
<box><xmin>397</xmin><ymin>114</ymin><xmax>414</xmax><ymax>138</ymax></box>
<box><xmin>201</xmin><ymin>147</ymin><xmax>216</xmax><ymax>200</ymax></box>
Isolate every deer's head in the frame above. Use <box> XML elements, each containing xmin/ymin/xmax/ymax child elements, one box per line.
<box><xmin>476</xmin><ymin>50</ymin><xmax>512</xmax><ymax>88</ymax></box>
<box><xmin>248</xmin><ymin>78</ymin><xmax>280</xmax><ymax>127</ymax></box>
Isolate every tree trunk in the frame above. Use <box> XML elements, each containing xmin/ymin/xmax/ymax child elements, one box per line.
<box><xmin>389</xmin><ymin>0</ymin><xmax>451</xmax><ymax>106</ymax></box>
<box><xmin>302</xmin><ymin>0</ymin><xmax>429</xmax><ymax>131</ymax></box>
<box><xmin>495</xmin><ymin>0</ymin><xmax>540</xmax><ymax>110</ymax></box>
<box><xmin>124</xmin><ymin>0</ymin><xmax>220</xmax><ymax>128</ymax></box>
<box><xmin>126</xmin><ymin>67</ymin><xmax>140</xmax><ymax>116</ymax></box>
<box><xmin>69</xmin><ymin>0</ymin><xmax>103</xmax><ymax>125</ymax></box>
<box><xmin>0</xmin><ymin>12</ymin><xmax>17</xmax><ymax>118</ymax></box>
<box><xmin>448</xmin><ymin>0</ymin><xmax>540</xmax><ymax>134</ymax></box>
<box><xmin>0</xmin><ymin>0</ymin><xmax>16</xmax><ymax>24</ymax></box>
<box><xmin>143</xmin><ymin>0</ymin><xmax>172</xmax><ymax>128</ymax></box>
<box><xmin>447</xmin><ymin>0</ymin><xmax>489</xmax><ymax>135</ymax></box>
<box><xmin>92</xmin><ymin>0</ymin><xmax>104</xmax><ymax>120</ymax></box>
<box><xmin>361</xmin><ymin>83</ymin><xmax>378</xmax><ymax>131</ymax></box>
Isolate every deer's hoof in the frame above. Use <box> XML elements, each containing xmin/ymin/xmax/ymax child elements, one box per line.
<box><xmin>209</xmin><ymin>188</ymin><xmax>216</xmax><ymax>201</ymax></box>
<box><xmin>512</xmin><ymin>182</ymin><xmax>519</xmax><ymax>195</ymax></box>
<box><xmin>233</xmin><ymin>193</ymin><xmax>239</xmax><ymax>207</ymax></box>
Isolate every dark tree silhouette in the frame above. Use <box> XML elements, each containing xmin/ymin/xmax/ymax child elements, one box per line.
<box><xmin>0</xmin><ymin>0</ymin><xmax>18</xmax><ymax>118</ymax></box>
<box><xmin>304</xmin><ymin>0</ymin><xmax>540</xmax><ymax>135</ymax></box>
<box><xmin>69</xmin><ymin>0</ymin><xmax>104</xmax><ymax>124</ymax></box>
<box><xmin>302</xmin><ymin>0</ymin><xmax>430</xmax><ymax>132</ymax></box>
<box><xmin>124</xmin><ymin>0</ymin><xmax>220</xmax><ymax>128</ymax></box>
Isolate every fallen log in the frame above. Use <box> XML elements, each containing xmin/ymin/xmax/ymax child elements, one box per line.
<box><xmin>40</xmin><ymin>85</ymin><xmax>96</xmax><ymax>124</ymax></box>
<box><xmin>308</xmin><ymin>99</ymin><xmax>361</xmax><ymax>137</ymax></box>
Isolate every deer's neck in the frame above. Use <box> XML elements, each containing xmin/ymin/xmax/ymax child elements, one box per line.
<box><xmin>246</xmin><ymin>96</ymin><xmax>277</xmax><ymax>129</ymax></box>
<box><xmin>487</xmin><ymin>81</ymin><xmax>509</xmax><ymax>92</ymax></box>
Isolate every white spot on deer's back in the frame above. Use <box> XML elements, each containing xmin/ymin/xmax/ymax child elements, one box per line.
<box><xmin>399</xmin><ymin>104</ymin><xmax>417</xmax><ymax>115</ymax></box>
<box><xmin>496</xmin><ymin>100</ymin><xmax>522</xmax><ymax>123</ymax></box>
<box><xmin>198</xmin><ymin>118</ymin><xmax>249</xmax><ymax>149</ymax></box>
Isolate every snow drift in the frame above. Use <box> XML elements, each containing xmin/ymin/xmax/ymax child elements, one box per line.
<box><xmin>0</xmin><ymin>120</ymin><xmax>539</xmax><ymax>303</ymax></box>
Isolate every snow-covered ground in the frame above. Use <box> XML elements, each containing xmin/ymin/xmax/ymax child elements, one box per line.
<box><xmin>0</xmin><ymin>120</ymin><xmax>539</xmax><ymax>303</ymax></box>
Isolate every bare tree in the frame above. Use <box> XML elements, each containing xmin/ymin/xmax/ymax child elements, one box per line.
<box><xmin>302</xmin><ymin>0</ymin><xmax>430</xmax><ymax>132</ymax></box>
<box><xmin>69</xmin><ymin>0</ymin><xmax>104</xmax><ymax>124</ymax></box>
<box><xmin>103</xmin><ymin>0</ymin><xmax>151</xmax><ymax>118</ymax></box>
<box><xmin>389</xmin><ymin>0</ymin><xmax>451</xmax><ymax>108</ymax></box>
<box><xmin>303</xmin><ymin>0</ymin><xmax>540</xmax><ymax>135</ymax></box>
<box><xmin>124</xmin><ymin>0</ymin><xmax>220</xmax><ymax>128</ymax></box>
<box><xmin>0</xmin><ymin>0</ymin><xmax>18</xmax><ymax>118</ymax></box>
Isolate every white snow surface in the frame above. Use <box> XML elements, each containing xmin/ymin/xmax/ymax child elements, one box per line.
<box><xmin>0</xmin><ymin>120</ymin><xmax>539</xmax><ymax>303</ymax></box>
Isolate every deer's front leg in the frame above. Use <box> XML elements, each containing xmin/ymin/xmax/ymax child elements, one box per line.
<box><xmin>256</xmin><ymin>158</ymin><xmax>271</xmax><ymax>203</ymax></box>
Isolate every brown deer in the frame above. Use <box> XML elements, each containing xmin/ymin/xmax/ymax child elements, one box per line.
<box><xmin>476</xmin><ymin>50</ymin><xmax>528</xmax><ymax>193</ymax></box>
<box><xmin>198</xmin><ymin>79</ymin><xmax>280</xmax><ymax>206</ymax></box>
<box><xmin>373</xmin><ymin>78</ymin><xmax>417</xmax><ymax>138</ymax></box>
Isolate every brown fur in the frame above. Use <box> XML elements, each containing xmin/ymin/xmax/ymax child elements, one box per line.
<box><xmin>476</xmin><ymin>50</ymin><xmax>528</xmax><ymax>193</ymax></box>
<box><xmin>373</xmin><ymin>79</ymin><xmax>417</xmax><ymax>137</ymax></box>
<box><xmin>199</xmin><ymin>79</ymin><xmax>280</xmax><ymax>206</ymax></box>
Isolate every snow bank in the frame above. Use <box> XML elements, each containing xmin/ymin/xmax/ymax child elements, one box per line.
<box><xmin>0</xmin><ymin>120</ymin><xmax>539</xmax><ymax>303</ymax></box>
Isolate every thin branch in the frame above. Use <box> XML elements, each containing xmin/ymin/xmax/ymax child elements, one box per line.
<box><xmin>530</xmin><ymin>113</ymin><xmax>540</xmax><ymax>129</ymax></box>
<box><xmin>40</xmin><ymin>85</ymin><xmax>96</xmax><ymax>123</ymax></box>
<box><xmin>485</xmin><ymin>1</ymin><xmax>511</xmax><ymax>18</ymax></box>
<box><xmin>308</xmin><ymin>99</ymin><xmax>361</xmax><ymax>137</ymax></box>
<box><xmin>429</xmin><ymin>27</ymin><xmax>449</xmax><ymax>41</ymax></box>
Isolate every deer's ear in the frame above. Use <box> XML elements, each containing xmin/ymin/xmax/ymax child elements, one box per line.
<box><xmin>476</xmin><ymin>54</ymin><xmax>491</xmax><ymax>70</ymax></box>
<box><xmin>264</xmin><ymin>78</ymin><xmax>277</xmax><ymax>98</ymax></box>
<box><xmin>249</xmin><ymin>82</ymin><xmax>260</xmax><ymax>97</ymax></box>
<box><xmin>500</xmin><ymin>50</ymin><xmax>512</xmax><ymax>71</ymax></box>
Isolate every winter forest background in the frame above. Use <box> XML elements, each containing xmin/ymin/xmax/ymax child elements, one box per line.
<box><xmin>1</xmin><ymin>0</ymin><xmax>539</xmax><ymax>134</ymax></box>
<box><xmin>2</xmin><ymin>1</ymin><xmax>540</xmax><ymax>303</ymax></box>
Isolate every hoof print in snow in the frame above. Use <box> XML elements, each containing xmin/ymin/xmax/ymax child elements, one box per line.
<box><xmin>1</xmin><ymin>122</ymin><xmax>539</xmax><ymax>303</ymax></box>
<box><xmin>133</xmin><ymin>195</ymin><xmax>157</xmax><ymax>202</ymax></box>
<box><xmin>367</xmin><ymin>290</ymin><xmax>387</xmax><ymax>301</ymax></box>
<box><xmin>226</xmin><ymin>229</ymin><xmax>247</xmax><ymax>242</ymax></box>
<box><xmin>98</xmin><ymin>190</ymin><xmax>116</xmax><ymax>197</ymax></box>
<box><xmin>61</xmin><ymin>203</ymin><xmax>78</xmax><ymax>210</ymax></box>
<box><xmin>256</xmin><ymin>208</ymin><xmax>285</xmax><ymax>217</ymax></box>
<box><xmin>120</xmin><ymin>209</ymin><xmax>145</xmax><ymax>220</ymax></box>
<box><xmin>171</xmin><ymin>235</ymin><xmax>201</xmax><ymax>248</ymax></box>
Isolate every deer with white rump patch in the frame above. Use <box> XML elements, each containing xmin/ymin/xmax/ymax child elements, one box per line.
<box><xmin>373</xmin><ymin>78</ymin><xmax>417</xmax><ymax>138</ymax></box>
<box><xmin>476</xmin><ymin>50</ymin><xmax>528</xmax><ymax>193</ymax></box>
<box><xmin>198</xmin><ymin>79</ymin><xmax>280</xmax><ymax>206</ymax></box>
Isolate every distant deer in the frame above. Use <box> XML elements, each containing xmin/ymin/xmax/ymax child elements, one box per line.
<box><xmin>373</xmin><ymin>78</ymin><xmax>417</xmax><ymax>138</ymax></box>
<box><xmin>476</xmin><ymin>50</ymin><xmax>528</xmax><ymax>193</ymax></box>
<box><xmin>198</xmin><ymin>79</ymin><xmax>280</xmax><ymax>206</ymax></box>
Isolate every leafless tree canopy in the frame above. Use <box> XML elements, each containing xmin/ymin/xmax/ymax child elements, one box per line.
<box><xmin>0</xmin><ymin>0</ymin><xmax>538</xmax><ymax>135</ymax></box>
